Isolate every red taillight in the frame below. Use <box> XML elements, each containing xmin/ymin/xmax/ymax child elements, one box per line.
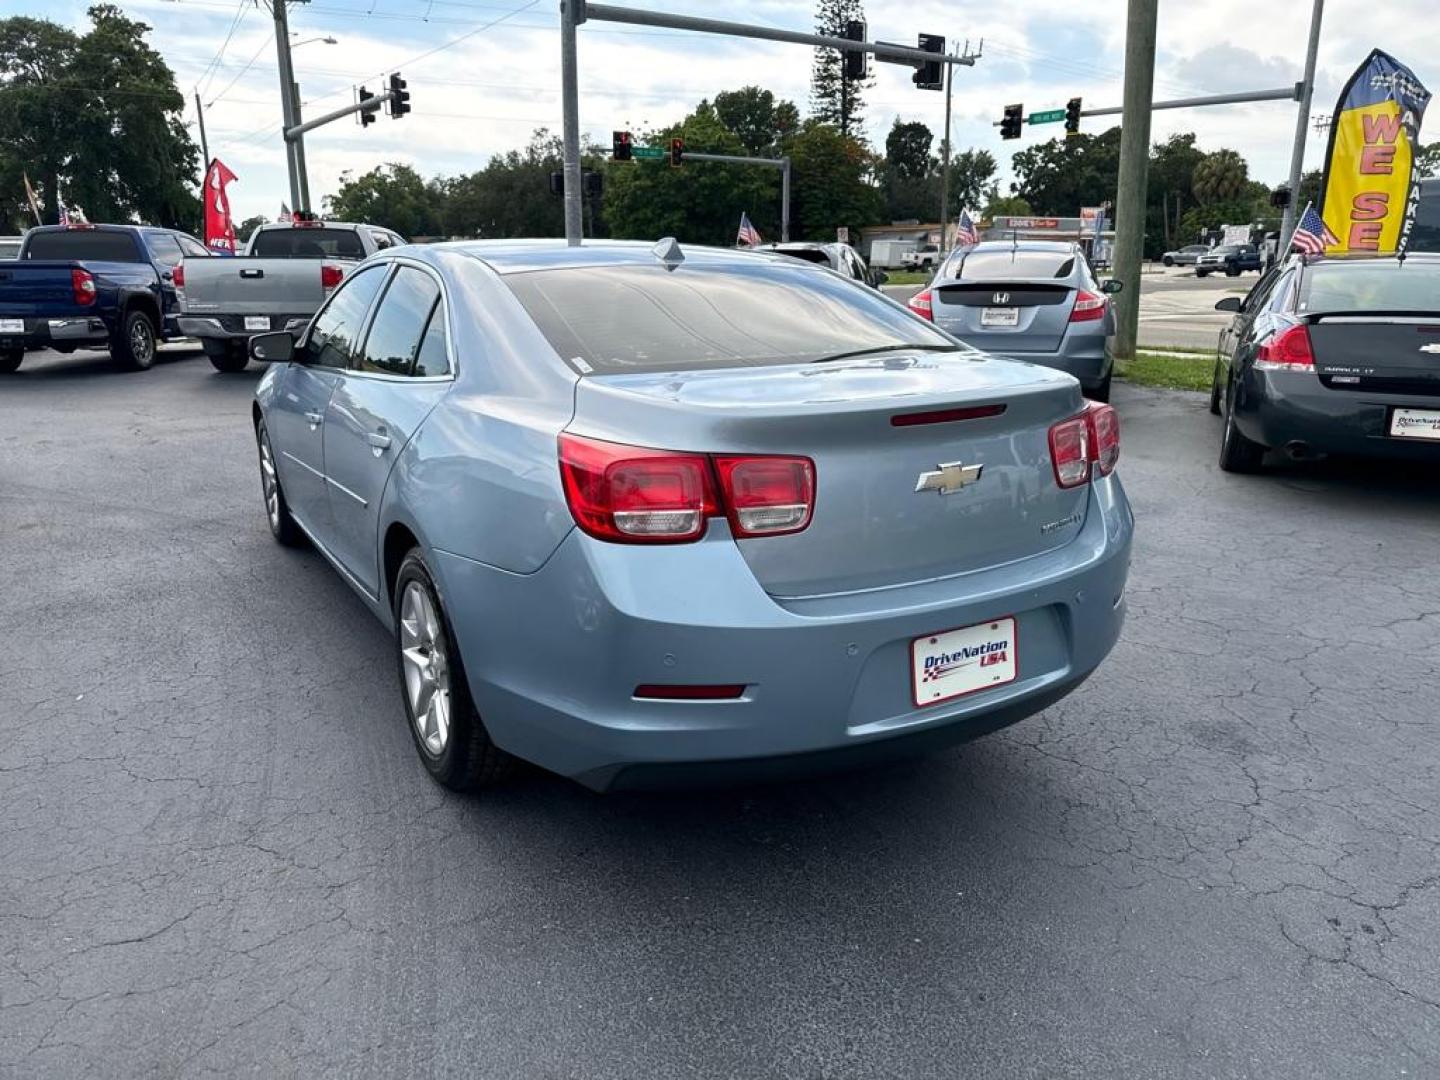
<box><xmin>1047</xmin><ymin>402</ymin><xmax>1121</xmax><ymax>488</ymax></box>
<box><xmin>907</xmin><ymin>288</ymin><xmax>934</xmax><ymax>321</ymax></box>
<box><xmin>1069</xmin><ymin>289</ymin><xmax>1107</xmax><ymax>323</ymax></box>
<box><xmin>71</xmin><ymin>268</ymin><xmax>96</xmax><ymax>307</ymax></box>
<box><xmin>634</xmin><ymin>684</ymin><xmax>746</xmax><ymax>700</ymax></box>
<box><xmin>1254</xmin><ymin>324</ymin><xmax>1314</xmax><ymax>371</ymax></box>
<box><xmin>713</xmin><ymin>455</ymin><xmax>814</xmax><ymax>537</ymax></box>
<box><xmin>172</xmin><ymin>263</ymin><xmax>185</xmax><ymax>288</ymax></box>
<box><xmin>891</xmin><ymin>404</ymin><xmax>1007</xmax><ymax>427</ymax></box>
<box><xmin>1048</xmin><ymin>415</ymin><xmax>1091</xmax><ymax>488</ymax></box>
<box><xmin>320</xmin><ymin>264</ymin><xmax>344</xmax><ymax>291</ymax></box>
<box><xmin>1086</xmin><ymin>401</ymin><xmax>1120</xmax><ymax>476</ymax></box>
<box><xmin>557</xmin><ymin>435</ymin><xmax>816</xmax><ymax>544</ymax></box>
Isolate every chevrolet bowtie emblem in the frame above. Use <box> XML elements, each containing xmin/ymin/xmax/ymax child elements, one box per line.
<box><xmin>915</xmin><ymin>461</ymin><xmax>984</xmax><ymax>495</ymax></box>
<box><xmin>1419</xmin><ymin>343</ymin><xmax>1440</xmax><ymax>354</ymax></box>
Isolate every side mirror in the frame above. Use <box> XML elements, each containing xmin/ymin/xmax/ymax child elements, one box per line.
<box><xmin>1100</xmin><ymin>278</ymin><xmax>1123</xmax><ymax>295</ymax></box>
<box><xmin>249</xmin><ymin>331</ymin><xmax>295</xmax><ymax>363</ymax></box>
<box><xmin>1214</xmin><ymin>296</ymin><xmax>1243</xmax><ymax>313</ymax></box>
<box><xmin>873</xmin><ymin>270</ymin><xmax>890</xmax><ymax>287</ymax></box>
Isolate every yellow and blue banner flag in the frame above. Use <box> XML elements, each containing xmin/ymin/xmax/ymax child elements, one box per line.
<box><xmin>1319</xmin><ymin>49</ymin><xmax>1430</xmax><ymax>255</ymax></box>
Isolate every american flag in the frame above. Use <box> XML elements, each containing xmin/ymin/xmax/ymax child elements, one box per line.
<box><xmin>1290</xmin><ymin>203</ymin><xmax>1339</xmax><ymax>255</ymax></box>
<box><xmin>736</xmin><ymin>212</ymin><xmax>762</xmax><ymax>248</ymax></box>
<box><xmin>955</xmin><ymin>209</ymin><xmax>979</xmax><ymax>247</ymax></box>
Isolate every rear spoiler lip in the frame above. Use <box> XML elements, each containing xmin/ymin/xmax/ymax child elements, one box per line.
<box><xmin>1301</xmin><ymin>310</ymin><xmax>1440</xmax><ymax>324</ymax></box>
<box><xmin>932</xmin><ymin>280</ymin><xmax>1071</xmax><ymax>290</ymax></box>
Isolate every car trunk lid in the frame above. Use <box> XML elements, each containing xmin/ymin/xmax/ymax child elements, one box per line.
<box><xmin>569</xmin><ymin>352</ymin><xmax>1092</xmax><ymax>597</ymax></box>
<box><xmin>1308</xmin><ymin>314</ymin><xmax>1440</xmax><ymax>396</ymax></box>
<box><xmin>929</xmin><ymin>281</ymin><xmax>1073</xmax><ymax>353</ymax></box>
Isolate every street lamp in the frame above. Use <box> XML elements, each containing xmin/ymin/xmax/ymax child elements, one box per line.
<box><xmin>289</xmin><ymin>35</ymin><xmax>338</xmax><ymax>49</ymax></box>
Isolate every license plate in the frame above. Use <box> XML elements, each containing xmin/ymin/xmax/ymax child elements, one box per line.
<box><xmin>911</xmin><ymin>616</ymin><xmax>1018</xmax><ymax>707</ymax></box>
<box><xmin>243</xmin><ymin>316</ymin><xmax>270</xmax><ymax>332</ymax></box>
<box><xmin>1390</xmin><ymin>407</ymin><xmax>1440</xmax><ymax>441</ymax></box>
<box><xmin>981</xmin><ymin>307</ymin><xmax>1019</xmax><ymax>328</ymax></box>
<box><xmin>0</xmin><ymin>319</ymin><xmax>23</xmax><ymax>333</ymax></box>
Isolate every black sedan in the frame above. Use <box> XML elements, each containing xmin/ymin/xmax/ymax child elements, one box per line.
<box><xmin>1210</xmin><ymin>253</ymin><xmax>1440</xmax><ymax>472</ymax></box>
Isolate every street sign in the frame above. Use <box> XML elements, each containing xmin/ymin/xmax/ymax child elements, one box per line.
<box><xmin>631</xmin><ymin>146</ymin><xmax>665</xmax><ymax>159</ymax></box>
<box><xmin>1028</xmin><ymin>109</ymin><xmax>1065</xmax><ymax>125</ymax></box>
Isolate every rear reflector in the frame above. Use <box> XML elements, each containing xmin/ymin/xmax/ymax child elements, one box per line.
<box><xmin>320</xmin><ymin>264</ymin><xmax>344</xmax><ymax>291</ymax></box>
<box><xmin>1087</xmin><ymin>401</ymin><xmax>1120</xmax><ymax>476</ymax></box>
<box><xmin>1254</xmin><ymin>324</ymin><xmax>1314</xmax><ymax>371</ymax></box>
<box><xmin>1069</xmin><ymin>289</ymin><xmax>1107</xmax><ymax>323</ymax></box>
<box><xmin>634</xmin><ymin>684</ymin><xmax>746</xmax><ymax>700</ymax></box>
<box><xmin>172</xmin><ymin>263</ymin><xmax>185</xmax><ymax>288</ymax></box>
<box><xmin>558</xmin><ymin>435</ymin><xmax>816</xmax><ymax>544</ymax></box>
<box><xmin>907</xmin><ymin>288</ymin><xmax>934</xmax><ymax>321</ymax></box>
<box><xmin>891</xmin><ymin>404</ymin><xmax>1007</xmax><ymax>427</ymax></box>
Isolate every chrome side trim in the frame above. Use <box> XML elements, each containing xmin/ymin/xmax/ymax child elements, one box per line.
<box><xmin>325</xmin><ymin>474</ymin><xmax>369</xmax><ymax>507</ymax></box>
<box><xmin>280</xmin><ymin>450</ymin><xmax>325</xmax><ymax>480</ymax></box>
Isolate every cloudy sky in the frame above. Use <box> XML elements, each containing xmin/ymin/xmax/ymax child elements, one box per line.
<box><xmin>9</xmin><ymin>0</ymin><xmax>1439</xmax><ymax>223</ymax></box>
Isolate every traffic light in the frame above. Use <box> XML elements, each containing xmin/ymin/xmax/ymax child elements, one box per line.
<box><xmin>843</xmin><ymin>20</ymin><xmax>867</xmax><ymax>81</ymax></box>
<box><xmin>1270</xmin><ymin>186</ymin><xmax>1291</xmax><ymax>208</ymax></box>
<box><xmin>1001</xmin><ymin>102</ymin><xmax>1023</xmax><ymax>140</ymax></box>
<box><xmin>1065</xmin><ymin>97</ymin><xmax>1082</xmax><ymax>137</ymax></box>
<box><xmin>612</xmin><ymin>130</ymin><xmax>632</xmax><ymax>162</ymax></box>
<box><xmin>358</xmin><ymin>85</ymin><xmax>376</xmax><ymax>128</ymax></box>
<box><xmin>388</xmin><ymin>72</ymin><xmax>410</xmax><ymax>118</ymax></box>
<box><xmin>913</xmin><ymin>33</ymin><xmax>944</xmax><ymax>90</ymax></box>
<box><xmin>669</xmin><ymin>137</ymin><xmax>684</xmax><ymax>167</ymax></box>
<box><xmin>583</xmin><ymin>171</ymin><xmax>603</xmax><ymax>198</ymax></box>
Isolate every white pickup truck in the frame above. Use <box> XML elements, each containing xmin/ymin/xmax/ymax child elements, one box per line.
<box><xmin>900</xmin><ymin>242</ymin><xmax>941</xmax><ymax>271</ymax></box>
<box><xmin>176</xmin><ymin>220</ymin><xmax>405</xmax><ymax>372</ymax></box>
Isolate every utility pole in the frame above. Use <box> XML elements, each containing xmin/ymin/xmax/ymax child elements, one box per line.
<box><xmin>292</xmin><ymin>79</ymin><xmax>311</xmax><ymax>212</ymax></box>
<box><xmin>271</xmin><ymin>0</ymin><xmax>313</xmax><ymax>212</ymax></box>
<box><xmin>939</xmin><ymin>58</ymin><xmax>953</xmax><ymax>247</ymax></box>
<box><xmin>559</xmin><ymin>0</ymin><xmax>585</xmax><ymax>246</ymax></box>
<box><xmin>1280</xmin><ymin>0</ymin><xmax>1325</xmax><ymax>248</ymax></box>
<box><xmin>194</xmin><ymin>91</ymin><xmax>211</xmax><ymax>172</ymax></box>
<box><xmin>1111</xmin><ymin>0</ymin><xmax>1158</xmax><ymax>362</ymax></box>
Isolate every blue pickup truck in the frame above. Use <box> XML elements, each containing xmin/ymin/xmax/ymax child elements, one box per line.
<box><xmin>0</xmin><ymin>224</ymin><xmax>211</xmax><ymax>373</ymax></box>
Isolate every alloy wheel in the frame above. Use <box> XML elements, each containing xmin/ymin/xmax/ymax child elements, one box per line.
<box><xmin>400</xmin><ymin>581</ymin><xmax>451</xmax><ymax>756</ymax></box>
<box><xmin>258</xmin><ymin>427</ymin><xmax>280</xmax><ymax>529</ymax></box>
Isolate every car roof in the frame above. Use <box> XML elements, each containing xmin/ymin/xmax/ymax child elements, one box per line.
<box><xmin>434</xmin><ymin>238</ymin><xmax>809</xmax><ymax>275</ymax></box>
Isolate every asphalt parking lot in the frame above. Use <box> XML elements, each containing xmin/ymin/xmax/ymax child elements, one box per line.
<box><xmin>3</xmin><ymin>346</ymin><xmax>1438</xmax><ymax>1078</ymax></box>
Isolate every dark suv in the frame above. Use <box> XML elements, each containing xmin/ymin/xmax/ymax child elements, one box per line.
<box><xmin>1196</xmin><ymin>244</ymin><xmax>1262</xmax><ymax>277</ymax></box>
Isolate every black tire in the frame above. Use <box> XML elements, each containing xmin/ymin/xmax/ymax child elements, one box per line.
<box><xmin>1225</xmin><ymin>265</ymin><xmax>1240</xmax><ymax>278</ymax></box>
<box><xmin>111</xmin><ymin>308</ymin><xmax>157</xmax><ymax>370</ymax></box>
<box><xmin>1208</xmin><ymin>359</ymin><xmax>1224</xmax><ymax>415</ymax></box>
<box><xmin>0</xmin><ymin>348</ymin><xmax>22</xmax><ymax>374</ymax></box>
<box><xmin>210</xmin><ymin>342</ymin><xmax>250</xmax><ymax>373</ymax></box>
<box><xmin>394</xmin><ymin>549</ymin><xmax>512</xmax><ymax>792</ymax></box>
<box><xmin>1162</xmin><ymin>256</ymin><xmax>1174</xmax><ymax>267</ymax></box>
<box><xmin>1086</xmin><ymin>373</ymin><xmax>1112</xmax><ymax>403</ymax></box>
<box><xmin>255</xmin><ymin>418</ymin><xmax>304</xmax><ymax>546</ymax></box>
<box><xmin>1196</xmin><ymin>270</ymin><xmax>1210</xmax><ymax>278</ymax></box>
<box><xmin>1218</xmin><ymin>378</ymin><xmax>1266</xmax><ymax>473</ymax></box>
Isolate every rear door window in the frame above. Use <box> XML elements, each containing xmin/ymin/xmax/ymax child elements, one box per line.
<box><xmin>1298</xmin><ymin>262</ymin><xmax>1440</xmax><ymax>313</ymax></box>
<box><xmin>148</xmin><ymin>234</ymin><xmax>183</xmax><ymax>267</ymax></box>
<box><xmin>354</xmin><ymin>266</ymin><xmax>440</xmax><ymax>376</ymax></box>
<box><xmin>413</xmin><ymin>302</ymin><xmax>450</xmax><ymax>377</ymax></box>
<box><xmin>251</xmin><ymin>228</ymin><xmax>366</xmax><ymax>259</ymax></box>
<box><xmin>24</xmin><ymin>230</ymin><xmax>141</xmax><ymax>262</ymax></box>
<box><xmin>503</xmin><ymin>260</ymin><xmax>953</xmax><ymax>375</ymax></box>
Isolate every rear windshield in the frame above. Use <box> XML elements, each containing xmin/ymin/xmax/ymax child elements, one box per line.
<box><xmin>1299</xmin><ymin>262</ymin><xmax>1440</xmax><ymax>313</ymax></box>
<box><xmin>24</xmin><ymin>230</ymin><xmax>140</xmax><ymax>262</ymax></box>
<box><xmin>504</xmin><ymin>261</ymin><xmax>952</xmax><ymax>374</ymax></box>
<box><xmin>948</xmin><ymin>249</ymin><xmax>1074</xmax><ymax>280</ymax></box>
<box><xmin>250</xmin><ymin>227</ymin><xmax>365</xmax><ymax>259</ymax></box>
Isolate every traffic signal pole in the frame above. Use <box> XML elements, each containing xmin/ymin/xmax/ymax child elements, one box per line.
<box><xmin>560</xmin><ymin>1</ymin><xmax>980</xmax><ymax>245</ymax></box>
<box><xmin>272</xmin><ymin>0</ymin><xmax>303</xmax><ymax>212</ymax></box>
<box><xmin>1111</xmin><ymin>0</ymin><xmax>1158</xmax><ymax>362</ymax></box>
<box><xmin>1280</xmin><ymin>0</ymin><xmax>1325</xmax><ymax>249</ymax></box>
<box><xmin>682</xmin><ymin>152</ymin><xmax>792</xmax><ymax>242</ymax></box>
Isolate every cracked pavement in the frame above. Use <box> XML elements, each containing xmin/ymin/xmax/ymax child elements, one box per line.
<box><xmin>2</xmin><ymin>348</ymin><xmax>1438</xmax><ymax>1078</ymax></box>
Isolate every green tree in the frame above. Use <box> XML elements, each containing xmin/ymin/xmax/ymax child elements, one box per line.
<box><xmin>605</xmin><ymin>104</ymin><xmax>780</xmax><ymax>244</ymax></box>
<box><xmin>944</xmin><ymin>148</ymin><xmax>998</xmax><ymax>215</ymax></box>
<box><xmin>442</xmin><ymin>128</ymin><xmax>606</xmax><ymax>239</ymax></box>
<box><xmin>1192</xmin><ymin>148</ymin><xmax>1248</xmax><ymax>204</ymax></box>
<box><xmin>1414</xmin><ymin>142</ymin><xmax>1439</xmax><ymax>179</ymax></box>
<box><xmin>236</xmin><ymin>214</ymin><xmax>268</xmax><ymax>245</ymax></box>
<box><xmin>983</xmin><ymin>192</ymin><xmax>1032</xmax><ymax>218</ymax></box>
<box><xmin>0</xmin><ymin>6</ymin><xmax>200</xmax><ymax>228</ymax></box>
<box><xmin>1295</xmin><ymin>168</ymin><xmax>1322</xmax><ymax>210</ymax></box>
<box><xmin>810</xmin><ymin>0</ymin><xmax>869</xmax><ymax>138</ymax></box>
<box><xmin>784</xmin><ymin>119</ymin><xmax>883</xmax><ymax>242</ymax></box>
<box><xmin>885</xmin><ymin>121</ymin><xmax>933</xmax><ymax>181</ymax></box>
<box><xmin>712</xmin><ymin>87</ymin><xmax>799</xmax><ymax>157</ymax></box>
<box><xmin>1146</xmin><ymin>132</ymin><xmax>1204</xmax><ymax>252</ymax></box>
<box><xmin>323</xmin><ymin>163</ymin><xmax>443</xmax><ymax>238</ymax></box>
<box><xmin>1010</xmin><ymin>127</ymin><xmax>1122</xmax><ymax>215</ymax></box>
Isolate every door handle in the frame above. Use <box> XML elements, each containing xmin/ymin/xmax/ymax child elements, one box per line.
<box><xmin>366</xmin><ymin>431</ymin><xmax>392</xmax><ymax>451</ymax></box>
<box><xmin>304</xmin><ymin>411</ymin><xmax>323</xmax><ymax>426</ymax></box>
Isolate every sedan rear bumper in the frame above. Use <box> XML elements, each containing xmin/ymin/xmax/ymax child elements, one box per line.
<box><xmin>988</xmin><ymin>338</ymin><xmax>1112</xmax><ymax>391</ymax></box>
<box><xmin>1235</xmin><ymin>370</ymin><xmax>1440</xmax><ymax>459</ymax></box>
<box><xmin>432</xmin><ymin>475</ymin><xmax>1133</xmax><ymax>790</ymax></box>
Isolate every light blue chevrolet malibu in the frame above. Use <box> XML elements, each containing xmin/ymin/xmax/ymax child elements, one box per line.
<box><xmin>250</xmin><ymin>239</ymin><xmax>1133</xmax><ymax>792</ymax></box>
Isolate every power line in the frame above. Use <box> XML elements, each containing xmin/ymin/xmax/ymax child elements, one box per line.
<box><xmin>206</xmin><ymin>30</ymin><xmax>275</xmax><ymax>107</ymax></box>
<box><xmin>194</xmin><ymin>0</ymin><xmax>252</xmax><ymax>98</ymax></box>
